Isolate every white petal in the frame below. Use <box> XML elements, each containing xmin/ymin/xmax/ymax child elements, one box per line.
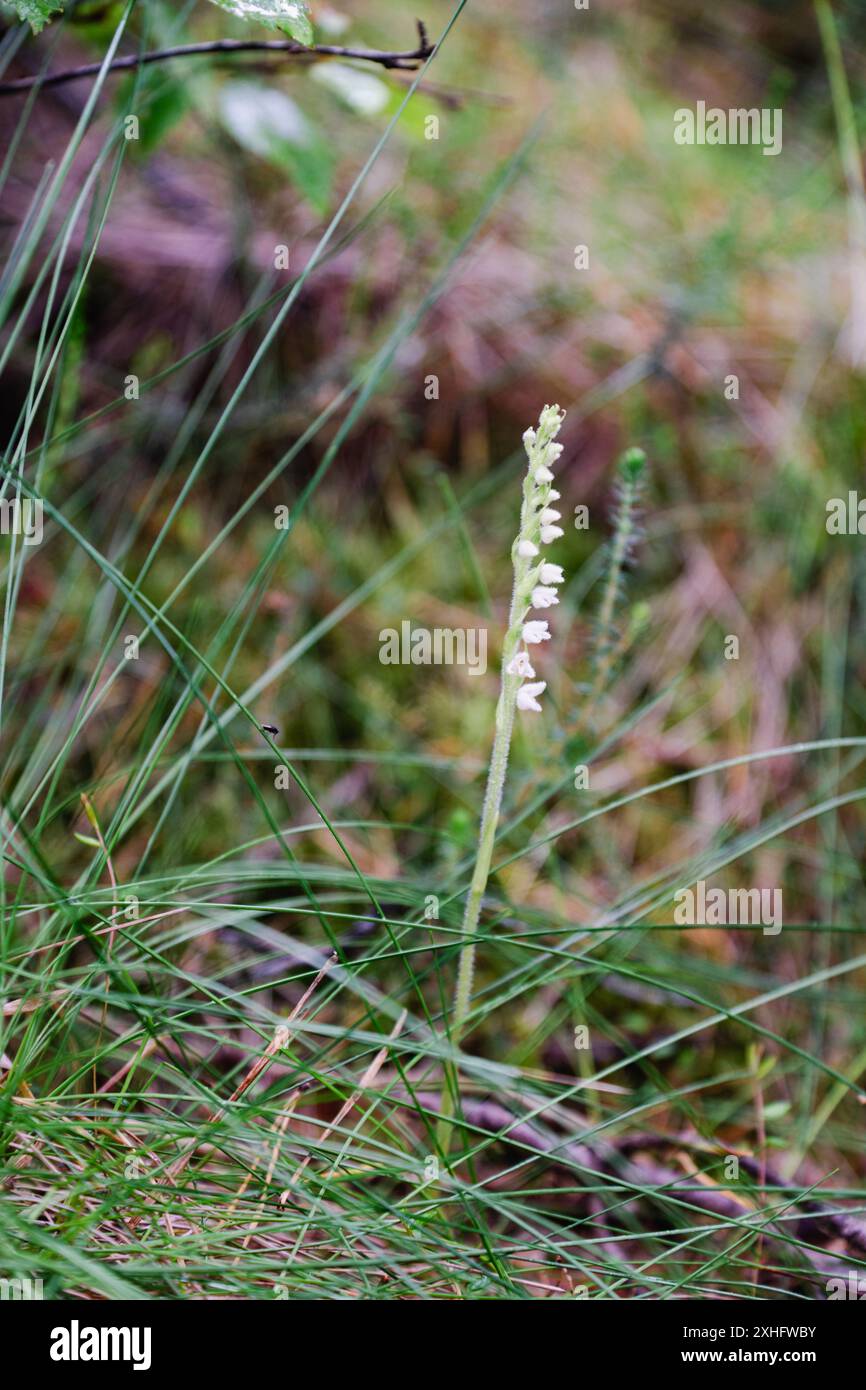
<box><xmin>517</xmin><ymin>540</ymin><xmax>539</xmax><ymax>557</ymax></box>
<box><xmin>540</xmin><ymin>508</ymin><xmax>561</xmax><ymax>524</ymax></box>
<box><xmin>531</xmin><ymin>586</ymin><xmax>559</xmax><ymax>609</ymax></box>
<box><xmin>516</xmin><ymin>680</ymin><xmax>546</xmax><ymax>712</ymax></box>
<box><xmin>522</xmin><ymin>621</ymin><xmax>551</xmax><ymax>644</ymax></box>
<box><xmin>540</xmin><ymin>563</ymin><xmax>564</xmax><ymax>584</ymax></box>
<box><xmin>506</xmin><ymin>650</ymin><xmax>536</xmax><ymax>678</ymax></box>
<box><xmin>534</xmin><ymin>466</ymin><xmax>554</xmax><ymax>484</ymax></box>
<box><xmin>541</xmin><ymin>525</ymin><xmax>564</xmax><ymax>544</ymax></box>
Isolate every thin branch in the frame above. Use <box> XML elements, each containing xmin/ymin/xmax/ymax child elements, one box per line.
<box><xmin>390</xmin><ymin>73</ymin><xmax>512</xmax><ymax>111</ymax></box>
<box><xmin>0</xmin><ymin>21</ymin><xmax>436</xmax><ymax>97</ymax></box>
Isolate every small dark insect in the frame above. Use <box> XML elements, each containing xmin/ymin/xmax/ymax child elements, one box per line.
<box><xmin>260</xmin><ymin>724</ymin><xmax>279</xmax><ymax>736</ymax></box>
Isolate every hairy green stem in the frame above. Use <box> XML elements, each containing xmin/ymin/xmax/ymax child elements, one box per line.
<box><xmin>435</xmin><ymin>630</ymin><xmax>520</xmax><ymax>1159</ymax></box>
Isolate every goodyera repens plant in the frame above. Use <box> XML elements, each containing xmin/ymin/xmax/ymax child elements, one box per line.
<box><xmin>439</xmin><ymin>404</ymin><xmax>566</xmax><ymax>1153</ymax></box>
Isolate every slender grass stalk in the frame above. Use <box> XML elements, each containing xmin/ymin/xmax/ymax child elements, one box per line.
<box><xmin>438</xmin><ymin>405</ymin><xmax>566</xmax><ymax>1159</ymax></box>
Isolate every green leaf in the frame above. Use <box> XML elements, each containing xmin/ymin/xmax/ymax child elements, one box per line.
<box><xmin>206</xmin><ymin>0</ymin><xmax>313</xmax><ymax>45</ymax></box>
<box><xmin>310</xmin><ymin>63</ymin><xmax>390</xmax><ymax>117</ymax></box>
<box><xmin>762</xmin><ymin>1100</ymin><xmax>792</xmax><ymax>1122</ymax></box>
<box><xmin>273</xmin><ymin>137</ymin><xmax>333</xmax><ymax>215</ymax></box>
<box><xmin>219</xmin><ymin>80</ymin><xmax>311</xmax><ymax>158</ymax></box>
<box><xmin>5</xmin><ymin>0</ymin><xmax>65</xmax><ymax>33</ymax></box>
<box><xmin>218</xmin><ymin>81</ymin><xmax>333</xmax><ymax>213</ymax></box>
<box><xmin>116</xmin><ymin>70</ymin><xmax>191</xmax><ymax>156</ymax></box>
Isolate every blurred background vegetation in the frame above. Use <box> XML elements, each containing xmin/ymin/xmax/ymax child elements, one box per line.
<box><xmin>2</xmin><ymin>0</ymin><xmax>866</xmax><ymax>1299</ymax></box>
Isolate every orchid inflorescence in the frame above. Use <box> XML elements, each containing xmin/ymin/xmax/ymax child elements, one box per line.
<box><xmin>503</xmin><ymin>404</ymin><xmax>566</xmax><ymax>715</ymax></box>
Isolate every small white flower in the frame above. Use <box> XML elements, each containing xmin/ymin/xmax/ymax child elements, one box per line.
<box><xmin>534</xmin><ymin>466</ymin><xmax>554</xmax><ymax>484</ymax></box>
<box><xmin>546</xmin><ymin>443</ymin><xmax>564</xmax><ymax>463</ymax></box>
<box><xmin>540</xmin><ymin>508</ymin><xmax>561</xmax><ymax>524</ymax></box>
<box><xmin>541</xmin><ymin>524</ymin><xmax>564</xmax><ymax>544</ymax></box>
<box><xmin>517</xmin><ymin>539</ymin><xmax>539</xmax><ymax>558</ymax></box>
<box><xmin>540</xmin><ymin>563</ymin><xmax>564</xmax><ymax>584</ymax></box>
<box><xmin>548</xmin><ymin>489</ymin><xmax>561</xmax><ymax>501</ymax></box>
<box><xmin>539</xmin><ymin>404</ymin><xmax>564</xmax><ymax>429</ymax></box>
<box><xmin>531</xmin><ymin>585</ymin><xmax>559</xmax><ymax>609</ymax></box>
<box><xmin>522</xmin><ymin>427</ymin><xmax>537</xmax><ymax>450</ymax></box>
<box><xmin>522</xmin><ymin>620</ymin><xmax>551</xmax><ymax>644</ymax></box>
<box><xmin>516</xmin><ymin>681</ymin><xmax>546</xmax><ymax>712</ymax></box>
<box><xmin>506</xmin><ymin>650</ymin><xmax>536</xmax><ymax>678</ymax></box>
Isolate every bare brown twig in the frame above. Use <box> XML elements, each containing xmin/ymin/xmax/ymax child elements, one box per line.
<box><xmin>0</xmin><ymin>20</ymin><xmax>435</xmax><ymax>97</ymax></box>
<box><xmin>411</xmin><ymin>1092</ymin><xmax>866</xmax><ymax>1290</ymax></box>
